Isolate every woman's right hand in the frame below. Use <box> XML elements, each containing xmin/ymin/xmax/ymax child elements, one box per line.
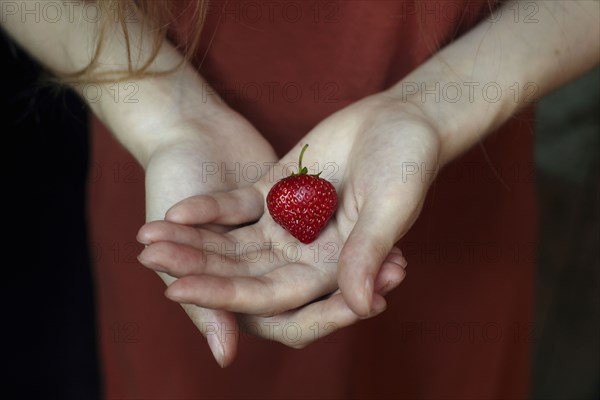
<box><xmin>76</xmin><ymin>32</ymin><xmax>280</xmax><ymax>366</ymax></box>
<box><xmin>2</xmin><ymin>0</ymin><xmax>279</xmax><ymax>368</ymax></box>
<box><xmin>137</xmin><ymin>105</ymin><xmax>277</xmax><ymax>367</ymax></box>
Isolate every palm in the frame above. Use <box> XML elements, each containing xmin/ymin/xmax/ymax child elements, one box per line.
<box><xmin>140</xmin><ymin>94</ymin><xmax>439</xmax><ymax>347</ymax></box>
<box><xmin>227</xmin><ymin>96</ymin><xmax>439</xmax><ymax>313</ymax></box>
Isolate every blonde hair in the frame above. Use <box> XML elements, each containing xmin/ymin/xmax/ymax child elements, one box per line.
<box><xmin>69</xmin><ymin>0</ymin><xmax>207</xmax><ymax>82</ymax></box>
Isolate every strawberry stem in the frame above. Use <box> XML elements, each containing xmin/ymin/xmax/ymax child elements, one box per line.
<box><xmin>289</xmin><ymin>143</ymin><xmax>322</xmax><ymax>177</ymax></box>
<box><xmin>298</xmin><ymin>144</ymin><xmax>309</xmax><ymax>175</ymax></box>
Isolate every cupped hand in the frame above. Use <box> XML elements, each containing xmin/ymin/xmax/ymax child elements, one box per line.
<box><xmin>138</xmin><ymin>107</ymin><xmax>277</xmax><ymax>367</ymax></box>
<box><xmin>138</xmin><ymin>92</ymin><xmax>440</xmax><ymax>349</ymax></box>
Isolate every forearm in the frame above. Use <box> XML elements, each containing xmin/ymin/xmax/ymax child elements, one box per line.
<box><xmin>386</xmin><ymin>0</ymin><xmax>599</xmax><ymax>165</ymax></box>
<box><xmin>1</xmin><ymin>0</ymin><xmax>230</xmax><ymax>167</ymax></box>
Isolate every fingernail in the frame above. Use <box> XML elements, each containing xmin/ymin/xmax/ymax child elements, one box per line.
<box><xmin>136</xmin><ymin>233</ymin><xmax>150</xmax><ymax>245</ymax></box>
<box><xmin>207</xmin><ymin>333</ymin><xmax>225</xmax><ymax>368</ymax></box>
<box><xmin>400</xmin><ymin>258</ymin><xmax>408</xmax><ymax>269</ymax></box>
<box><xmin>381</xmin><ymin>279</ymin><xmax>399</xmax><ymax>295</ymax></box>
<box><xmin>360</xmin><ymin>297</ymin><xmax>387</xmax><ymax>320</ymax></box>
<box><xmin>370</xmin><ymin>303</ymin><xmax>386</xmax><ymax>317</ymax></box>
<box><xmin>368</xmin><ymin>295</ymin><xmax>387</xmax><ymax>318</ymax></box>
<box><xmin>390</xmin><ymin>247</ymin><xmax>408</xmax><ymax>269</ymax></box>
<box><xmin>363</xmin><ymin>276</ymin><xmax>373</xmax><ymax>314</ymax></box>
<box><xmin>164</xmin><ymin>286</ymin><xmax>183</xmax><ymax>302</ymax></box>
<box><xmin>165</xmin><ymin>207</ymin><xmax>183</xmax><ymax>223</ymax></box>
<box><xmin>137</xmin><ymin>254</ymin><xmax>168</xmax><ymax>273</ymax></box>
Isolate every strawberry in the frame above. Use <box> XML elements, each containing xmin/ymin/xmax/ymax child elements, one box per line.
<box><xmin>267</xmin><ymin>144</ymin><xmax>338</xmax><ymax>244</ymax></box>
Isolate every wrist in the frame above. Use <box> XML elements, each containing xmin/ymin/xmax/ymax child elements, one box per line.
<box><xmin>385</xmin><ymin>61</ymin><xmax>522</xmax><ymax>166</ymax></box>
<box><xmin>87</xmin><ymin>60</ymin><xmax>233</xmax><ymax>169</ymax></box>
<box><xmin>385</xmin><ymin>0</ymin><xmax>599</xmax><ymax>166</ymax></box>
<box><xmin>384</xmin><ymin>17</ymin><xmax>532</xmax><ymax>166</ymax></box>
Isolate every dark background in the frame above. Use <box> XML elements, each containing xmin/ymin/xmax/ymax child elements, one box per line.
<box><xmin>533</xmin><ymin>67</ymin><xmax>600</xmax><ymax>399</ymax></box>
<box><xmin>2</xmin><ymin>29</ymin><xmax>598</xmax><ymax>399</ymax></box>
<box><xmin>2</xmin><ymin>30</ymin><xmax>101</xmax><ymax>399</ymax></box>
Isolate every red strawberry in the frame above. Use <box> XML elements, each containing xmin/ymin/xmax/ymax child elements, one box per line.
<box><xmin>267</xmin><ymin>144</ymin><xmax>338</xmax><ymax>244</ymax></box>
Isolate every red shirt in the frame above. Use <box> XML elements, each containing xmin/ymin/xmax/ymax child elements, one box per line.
<box><xmin>90</xmin><ymin>1</ymin><xmax>534</xmax><ymax>398</ymax></box>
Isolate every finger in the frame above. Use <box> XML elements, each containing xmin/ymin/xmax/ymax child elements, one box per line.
<box><xmin>137</xmin><ymin>220</ymin><xmax>236</xmax><ymax>247</ymax></box>
<box><xmin>165</xmin><ymin>186</ymin><xmax>264</xmax><ymax>225</ymax></box>
<box><xmin>156</xmin><ymin>271</ymin><xmax>238</xmax><ymax>368</ymax></box>
<box><xmin>338</xmin><ymin>197</ymin><xmax>416</xmax><ymax>317</ymax></box>
<box><xmin>239</xmin><ymin>291</ymin><xmax>387</xmax><ymax>349</ymax></box>
<box><xmin>313</xmin><ymin>254</ymin><xmax>406</xmax><ymax>299</ymax></box>
<box><xmin>181</xmin><ymin>303</ymin><xmax>238</xmax><ymax>368</ymax></box>
<box><xmin>138</xmin><ymin>241</ymin><xmax>253</xmax><ymax>277</ymax></box>
<box><xmin>138</xmin><ymin>220</ymin><xmax>271</xmax><ymax>254</ymax></box>
<box><xmin>374</xmin><ymin>246</ymin><xmax>407</xmax><ymax>294</ymax></box>
<box><xmin>165</xmin><ymin>264</ymin><xmax>337</xmax><ymax>316</ymax></box>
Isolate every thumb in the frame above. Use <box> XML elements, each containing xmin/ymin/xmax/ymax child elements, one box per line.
<box><xmin>337</xmin><ymin>198</ymin><xmax>417</xmax><ymax>317</ymax></box>
<box><xmin>165</xmin><ymin>186</ymin><xmax>264</xmax><ymax>226</ymax></box>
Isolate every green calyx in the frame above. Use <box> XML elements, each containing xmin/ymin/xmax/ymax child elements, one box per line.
<box><xmin>290</xmin><ymin>144</ymin><xmax>322</xmax><ymax>177</ymax></box>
